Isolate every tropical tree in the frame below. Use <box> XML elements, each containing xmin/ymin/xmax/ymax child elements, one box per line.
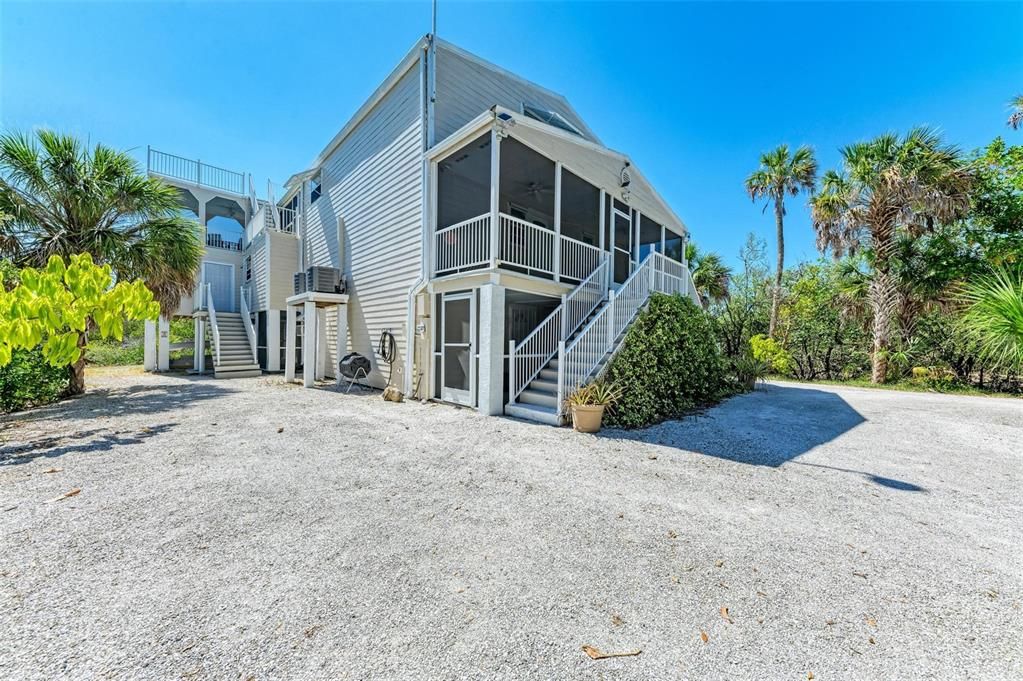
<box><xmin>745</xmin><ymin>144</ymin><xmax>818</xmax><ymax>337</ymax></box>
<box><xmin>0</xmin><ymin>254</ymin><xmax>160</xmax><ymax>394</ymax></box>
<box><xmin>685</xmin><ymin>242</ymin><xmax>731</xmax><ymax>304</ymax></box>
<box><xmin>0</xmin><ymin>130</ymin><xmax>202</xmax><ymax>393</ymax></box>
<box><xmin>1008</xmin><ymin>94</ymin><xmax>1023</xmax><ymax>130</ymax></box>
<box><xmin>959</xmin><ymin>266</ymin><xmax>1023</xmax><ymax>371</ymax></box>
<box><xmin>810</xmin><ymin>128</ymin><xmax>973</xmax><ymax>383</ymax></box>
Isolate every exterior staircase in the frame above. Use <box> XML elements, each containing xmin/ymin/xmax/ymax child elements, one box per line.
<box><xmin>211</xmin><ymin>312</ymin><xmax>262</xmax><ymax>379</ymax></box>
<box><xmin>505</xmin><ymin>252</ymin><xmax>701</xmax><ymax>426</ymax></box>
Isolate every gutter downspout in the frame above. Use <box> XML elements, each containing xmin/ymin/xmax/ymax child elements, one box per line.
<box><xmin>404</xmin><ymin>35</ymin><xmax>435</xmax><ymax>398</ymax></box>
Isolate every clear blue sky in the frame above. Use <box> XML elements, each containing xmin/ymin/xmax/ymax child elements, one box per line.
<box><xmin>2</xmin><ymin>1</ymin><xmax>1020</xmax><ymax>268</ymax></box>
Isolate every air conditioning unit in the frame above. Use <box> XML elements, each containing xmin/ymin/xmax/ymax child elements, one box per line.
<box><xmin>294</xmin><ymin>266</ymin><xmax>345</xmax><ymax>295</ymax></box>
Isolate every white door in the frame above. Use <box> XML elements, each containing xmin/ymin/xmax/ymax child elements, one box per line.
<box><xmin>440</xmin><ymin>292</ymin><xmax>475</xmax><ymax>406</ymax></box>
<box><xmin>611</xmin><ymin>204</ymin><xmax>633</xmax><ymax>285</ymax></box>
<box><xmin>204</xmin><ymin>262</ymin><xmax>234</xmax><ymax>312</ymax></box>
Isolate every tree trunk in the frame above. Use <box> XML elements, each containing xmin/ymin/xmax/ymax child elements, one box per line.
<box><xmin>769</xmin><ymin>198</ymin><xmax>784</xmax><ymax>338</ymax></box>
<box><xmin>869</xmin><ymin>268</ymin><xmax>897</xmax><ymax>384</ymax></box>
<box><xmin>65</xmin><ymin>332</ymin><xmax>89</xmax><ymax>397</ymax></box>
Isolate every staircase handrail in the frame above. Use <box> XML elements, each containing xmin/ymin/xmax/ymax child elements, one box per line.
<box><xmin>239</xmin><ymin>284</ymin><xmax>258</xmax><ymax>362</ymax></box>
<box><xmin>206</xmin><ymin>283</ymin><xmax>221</xmax><ymax>366</ymax></box>
<box><xmin>507</xmin><ymin>256</ymin><xmax>608</xmax><ymax>404</ymax></box>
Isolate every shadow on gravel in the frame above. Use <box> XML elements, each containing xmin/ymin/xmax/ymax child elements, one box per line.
<box><xmin>0</xmin><ymin>423</ymin><xmax>175</xmax><ymax>465</ymax></box>
<box><xmin>2</xmin><ymin>377</ymin><xmax>234</xmax><ymax>425</ymax></box>
<box><xmin>597</xmin><ymin>383</ymin><xmax>928</xmax><ymax>492</ymax></box>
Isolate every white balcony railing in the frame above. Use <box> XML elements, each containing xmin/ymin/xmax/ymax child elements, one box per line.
<box><xmin>433</xmin><ymin>212</ymin><xmax>603</xmax><ymax>283</ymax></box>
<box><xmin>148</xmin><ymin>147</ymin><xmax>246</xmax><ymax>195</ymax></box>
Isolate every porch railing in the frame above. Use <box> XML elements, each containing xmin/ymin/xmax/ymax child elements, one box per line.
<box><xmin>508</xmin><ymin>258</ymin><xmax>608</xmax><ymax>404</ymax></box>
<box><xmin>147</xmin><ymin>147</ymin><xmax>246</xmax><ymax>195</ymax></box>
<box><xmin>205</xmin><ymin>231</ymin><xmax>243</xmax><ymax>251</ymax></box>
<box><xmin>277</xmin><ymin>206</ymin><xmax>298</xmax><ymax>234</ymax></box>
<box><xmin>433</xmin><ymin>212</ymin><xmax>602</xmax><ymax>282</ymax></box>
<box><xmin>434</xmin><ymin>214</ymin><xmax>491</xmax><ymax>275</ymax></box>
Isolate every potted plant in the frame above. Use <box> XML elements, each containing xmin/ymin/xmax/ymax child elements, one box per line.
<box><xmin>564</xmin><ymin>381</ymin><xmax>623</xmax><ymax>433</ymax></box>
<box><xmin>731</xmin><ymin>353</ymin><xmax>769</xmax><ymax>391</ymax></box>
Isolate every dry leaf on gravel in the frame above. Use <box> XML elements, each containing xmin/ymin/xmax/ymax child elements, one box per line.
<box><xmin>277</xmin><ymin>427</ymin><xmax>284</xmax><ymax>433</ymax></box>
<box><xmin>41</xmin><ymin>467</ymin><xmax>63</xmax><ymax>474</ymax></box>
<box><xmin>667</xmin><ymin>529</ymin><xmax>678</xmax><ymax>539</ymax></box>
<box><xmin>866</xmin><ymin>616</ymin><xmax>877</xmax><ymax>627</ymax></box>
<box><xmin>45</xmin><ymin>488</ymin><xmax>80</xmax><ymax>503</ymax></box>
<box><xmin>581</xmin><ymin>645</ymin><xmax>641</xmax><ymax>660</ymax></box>
<box><xmin>611</xmin><ymin>614</ymin><xmax>625</xmax><ymax>627</ymax></box>
<box><xmin>699</xmin><ymin>631</ymin><xmax>709</xmax><ymax>644</ymax></box>
<box><xmin>720</xmin><ymin>606</ymin><xmax>733</xmax><ymax>624</ymax></box>
<box><xmin>715</xmin><ymin>559</ymin><xmax>724</xmax><ymax>568</ymax></box>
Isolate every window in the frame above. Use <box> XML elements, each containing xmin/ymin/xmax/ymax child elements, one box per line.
<box><xmin>244</xmin><ymin>255</ymin><xmax>252</xmax><ymax>281</ymax></box>
<box><xmin>522</xmin><ymin>104</ymin><xmax>582</xmax><ymax>136</ymax></box>
<box><xmin>310</xmin><ymin>176</ymin><xmax>322</xmax><ymax>204</ymax></box>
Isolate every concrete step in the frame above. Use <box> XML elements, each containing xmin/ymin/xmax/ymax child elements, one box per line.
<box><xmin>518</xmin><ymin>389</ymin><xmax>557</xmax><ymax>409</ymax></box>
<box><xmin>214</xmin><ymin>367</ymin><xmax>262</xmax><ymax>379</ymax></box>
<box><xmin>527</xmin><ymin>378</ymin><xmax>558</xmax><ymax>394</ymax></box>
<box><xmin>505</xmin><ymin>402</ymin><xmax>561</xmax><ymax>426</ymax></box>
<box><xmin>539</xmin><ymin>368</ymin><xmax>558</xmax><ymax>382</ymax></box>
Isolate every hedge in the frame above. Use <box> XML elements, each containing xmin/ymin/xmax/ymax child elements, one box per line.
<box><xmin>0</xmin><ymin>348</ymin><xmax>69</xmax><ymax>413</ymax></box>
<box><xmin>602</xmin><ymin>293</ymin><xmax>728</xmax><ymax>428</ymax></box>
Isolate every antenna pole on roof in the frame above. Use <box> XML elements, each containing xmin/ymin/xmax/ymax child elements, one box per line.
<box><xmin>431</xmin><ymin>0</ymin><xmax>437</xmax><ymax>37</ymax></box>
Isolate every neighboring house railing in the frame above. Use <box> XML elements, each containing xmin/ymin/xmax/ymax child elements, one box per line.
<box><xmin>147</xmin><ymin>147</ymin><xmax>246</xmax><ymax>195</ymax></box>
<box><xmin>558</xmin><ymin>252</ymin><xmax>685</xmax><ymax>413</ymax></box>
<box><xmin>205</xmin><ymin>231</ymin><xmax>243</xmax><ymax>251</ymax></box>
<box><xmin>239</xmin><ymin>285</ymin><xmax>258</xmax><ymax>361</ymax></box>
<box><xmin>276</xmin><ymin>206</ymin><xmax>298</xmax><ymax>234</ymax></box>
<box><xmin>206</xmin><ymin>283</ymin><xmax>221</xmax><ymax>366</ymax></box>
<box><xmin>508</xmin><ymin>258</ymin><xmax>608</xmax><ymax>404</ymax></box>
<box><xmin>433</xmin><ymin>212</ymin><xmax>602</xmax><ymax>282</ymax></box>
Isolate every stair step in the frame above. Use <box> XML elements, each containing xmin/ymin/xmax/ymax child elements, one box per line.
<box><xmin>518</xmin><ymin>389</ymin><xmax>557</xmax><ymax>409</ymax></box>
<box><xmin>539</xmin><ymin>368</ymin><xmax>558</xmax><ymax>382</ymax></box>
<box><xmin>527</xmin><ymin>378</ymin><xmax>558</xmax><ymax>394</ymax></box>
<box><xmin>505</xmin><ymin>402</ymin><xmax>562</xmax><ymax>426</ymax></box>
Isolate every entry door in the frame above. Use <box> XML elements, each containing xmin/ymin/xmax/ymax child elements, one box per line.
<box><xmin>611</xmin><ymin>205</ymin><xmax>634</xmax><ymax>285</ymax></box>
<box><xmin>203</xmin><ymin>262</ymin><xmax>234</xmax><ymax>312</ymax></box>
<box><xmin>440</xmin><ymin>292</ymin><xmax>475</xmax><ymax>406</ymax></box>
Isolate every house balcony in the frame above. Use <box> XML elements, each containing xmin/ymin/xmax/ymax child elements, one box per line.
<box><xmin>148</xmin><ymin>147</ymin><xmax>246</xmax><ymax>196</ymax></box>
<box><xmin>433</xmin><ymin>212</ymin><xmax>602</xmax><ymax>283</ymax></box>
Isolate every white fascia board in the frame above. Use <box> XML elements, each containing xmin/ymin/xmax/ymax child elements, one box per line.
<box><xmin>434</xmin><ymin>38</ymin><xmax>603</xmax><ymax>145</ymax></box>
<box><xmin>492</xmin><ymin>106</ymin><xmax>688</xmax><ymax>236</ymax></box>
<box><xmin>285</xmin><ymin>35</ymin><xmax>430</xmax><ymax>189</ymax></box>
<box><xmin>426</xmin><ymin>110</ymin><xmax>496</xmax><ymax>161</ymax></box>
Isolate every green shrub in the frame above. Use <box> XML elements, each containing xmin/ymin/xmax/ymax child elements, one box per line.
<box><xmin>750</xmin><ymin>334</ymin><xmax>793</xmax><ymax>374</ymax></box>
<box><xmin>86</xmin><ymin>339</ymin><xmax>145</xmax><ymax>366</ymax></box>
<box><xmin>603</xmin><ymin>293</ymin><xmax>728</xmax><ymax>428</ymax></box>
<box><xmin>0</xmin><ymin>348</ymin><xmax>69</xmax><ymax>413</ymax></box>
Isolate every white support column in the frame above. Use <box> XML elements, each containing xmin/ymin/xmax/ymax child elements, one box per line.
<box><xmin>477</xmin><ymin>283</ymin><xmax>505</xmax><ymax>416</ymax></box>
<box><xmin>192</xmin><ymin>318</ymin><xmax>201</xmax><ymax>372</ymax></box>
<box><xmin>143</xmin><ymin>319</ymin><xmax>157</xmax><ymax>371</ymax></box>
<box><xmin>266</xmin><ymin>309</ymin><xmax>281</xmax><ymax>372</ymax></box>
<box><xmin>285</xmin><ymin>305</ymin><xmax>297</xmax><ymax>382</ymax></box>
<box><xmin>302</xmin><ymin>301</ymin><xmax>317</xmax><ymax>387</ymax></box>
<box><xmin>489</xmin><ymin>127</ymin><xmax>501</xmax><ymax>269</ymax></box>
<box><xmin>335</xmin><ymin>303</ymin><xmax>348</xmax><ymax>367</ymax></box>
<box><xmin>316</xmin><ymin>308</ymin><xmax>328</xmax><ymax>380</ymax></box>
<box><xmin>157</xmin><ymin>316</ymin><xmax>170</xmax><ymax>372</ymax></box>
<box><xmin>553</xmin><ymin>161</ymin><xmax>562</xmax><ymax>282</ymax></box>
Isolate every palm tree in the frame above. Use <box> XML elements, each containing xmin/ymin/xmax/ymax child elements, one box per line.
<box><xmin>810</xmin><ymin>128</ymin><xmax>972</xmax><ymax>383</ymax></box>
<box><xmin>745</xmin><ymin>144</ymin><xmax>817</xmax><ymax>338</ymax></box>
<box><xmin>685</xmin><ymin>242</ymin><xmax>731</xmax><ymax>304</ymax></box>
<box><xmin>0</xmin><ymin>130</ymin><xmax>202</xmax><ymax>394</ymax></box>
<box><xmin>1008</xmin><ymin>94</ymin><xmax>1023</xmax><ymax>130</ymax></box>
<box><xmin>959</xmin><ymin>266</ymin><xmax>1023</xmax><ymax>371</ymax></box>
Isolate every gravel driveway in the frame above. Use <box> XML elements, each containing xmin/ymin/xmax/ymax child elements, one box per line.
<box><xmin>2</xmin><ymin>371</ymin><xmax>1021</xmax><ymax>680</ymax></box>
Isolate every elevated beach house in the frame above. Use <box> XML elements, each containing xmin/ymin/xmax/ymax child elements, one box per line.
<box><xmin>144</xmin><ymin>35</ymin><xmax>700</xmax><ymax>425</ymax></box>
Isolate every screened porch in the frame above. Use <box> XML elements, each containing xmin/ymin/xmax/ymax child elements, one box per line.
<box><xmin>430</xmin><ymin>123</ymin><xmax>687</xmax><ymax>287</ymax></box>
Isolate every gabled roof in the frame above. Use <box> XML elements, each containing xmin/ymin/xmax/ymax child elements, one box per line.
<box><xmin>433</xmin><ymin>38</ymin><xmax>602</xmax><ymax>145</ymax></box>
<box><xmin>286</xmin><ymin>34</ymin><xmax>605</xmax><ymax>188</ymax></box>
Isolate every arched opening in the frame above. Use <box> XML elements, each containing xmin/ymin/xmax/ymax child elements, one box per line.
<box><xmin>205</xmin><ymin>197</ymin><xmax>245</xmax><ymax>251</ymax></box>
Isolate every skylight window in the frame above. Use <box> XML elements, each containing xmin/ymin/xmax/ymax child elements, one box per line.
<box><xmin>521</xmin><ymin>104</ymin><xmax>582</xmax><ymax>137</ymax></box>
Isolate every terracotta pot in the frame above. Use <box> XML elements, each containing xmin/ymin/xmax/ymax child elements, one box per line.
<box><xmin>571</xmin><ymin>404</ymin><xmax>605</xmax><ymax>433</ymax></box>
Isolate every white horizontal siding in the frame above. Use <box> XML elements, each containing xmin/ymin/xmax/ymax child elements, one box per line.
<box><xmin>434</xmin><ymin>45</ymin><xmax>592</xmax><ymax>144</ymax></box>
<box><xmin>302</xmin><ymin>61</ymin><xmax>424</xmax><ymax>389</ymax></box>
<box><xmin>266</xmin><ymin>230</ymin><xmax>299</xmax><ymax>310</ymax></box>
<box><xmin>248</xmin><ymin>233</ymin><xmax>268</xmax><ymax>311</ymax></box>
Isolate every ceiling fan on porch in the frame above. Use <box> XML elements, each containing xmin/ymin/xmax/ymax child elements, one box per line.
<box><xmin>514</xmin><ymin>180</ymin><xmax>554</xmax><ymax>199</ymax></box>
